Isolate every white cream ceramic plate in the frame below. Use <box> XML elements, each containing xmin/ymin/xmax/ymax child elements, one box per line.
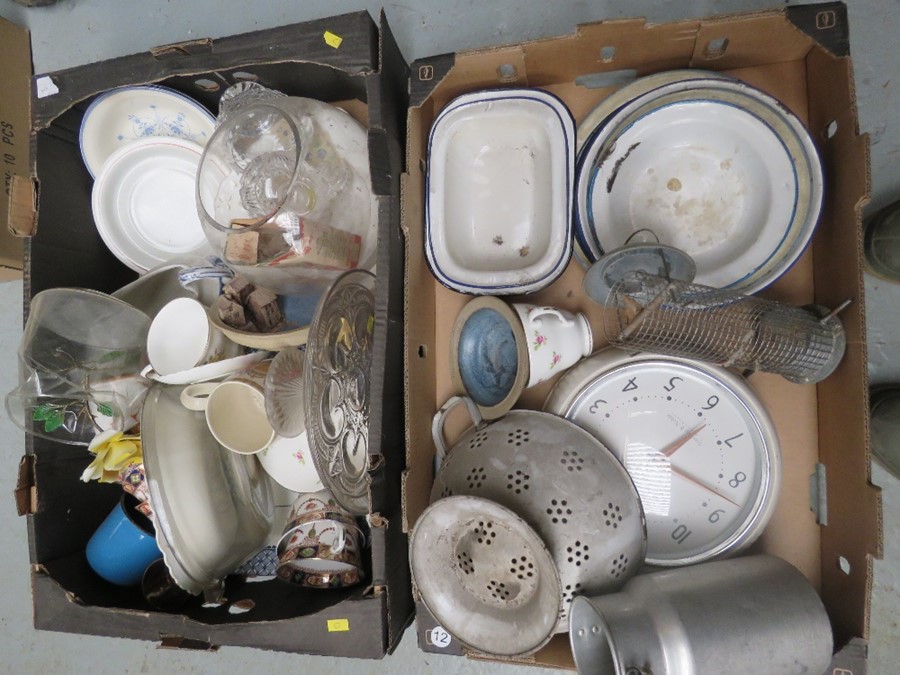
<box><xmin>80</xmin><ymin>85</ymin><xmax>215</xmax><ymax>178</ymax></box>
<box><xmin>426</xmin><ymin>89</ymin><xmax>574</xmax><ymax>295</ymax></box>
<box><xmin>257</xmin><ymin>432</ymin><xmax>324</xmax><ymax>494</ymax></box>
<box><xmin>92</xmin><ymin>137</ymin><xmax>215</xmax><ymax>273</ymax></box>
<box><xmin>140</xmin><ymin>350</ymin><xmax>269</xmax><ymax>385</ymax></box>
<box><xmin>575</xmin><ymin>78</ymin><xmax>822</xmax><ymax>294</ymax></box>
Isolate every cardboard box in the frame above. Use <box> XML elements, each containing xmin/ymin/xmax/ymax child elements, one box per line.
<box><xmin>402</xmin><ymin>2</ymin><xmax>880</xmax><ymax>669</ymax></box>
<box><xmin>0</xmin><ymin>16</ymin><xmax>31</xmax><ymax>277</ymax></box>
<box><xmin>11</xmin><ymin>11</ymin><xmax>413</xmax><ymax>657</ymax></box>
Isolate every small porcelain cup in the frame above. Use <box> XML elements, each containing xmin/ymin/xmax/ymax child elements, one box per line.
<box><xmin>510</xmin><ymin>303</ymin><xmax>593</xmax><ymax>387</ymax></box>
<box><xmin>85</xmin><ymin>493</ymin><xmax>162</xmax><ymax>587</ymax></box>
<box><xmin>275</xmin><ymin>497</ymin><xmax>364</xmax><ymax>589</ymax></box>
<box><xmin>180</xmin><ymin>361</ymin><xmax>275</xmax><ymax>455</ymax></box>
<box><xmin>146</xmin><ymin>297</ymin><xmax>240</xmax><ymax>376</ymax></box>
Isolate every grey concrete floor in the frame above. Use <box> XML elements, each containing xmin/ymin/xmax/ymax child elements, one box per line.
<box><xmin>1</xmin><ymin>0</ymin><xmax>899</xmax><ymax>672</ymax></box>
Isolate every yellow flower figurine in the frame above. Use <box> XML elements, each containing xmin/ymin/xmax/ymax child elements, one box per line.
<box><xmin>81</xmin><ymin>430</ymin><xmax>142</xmax><ymax>483</ymax></box>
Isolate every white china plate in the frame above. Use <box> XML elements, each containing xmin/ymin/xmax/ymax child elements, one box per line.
<box><xmin>575</xmin><ymin>78</ymin><xmax>822</xmax><ymax>294</ymax></box>
<box><xmin>258</xmin><ymin>432</ymin><xmax>324</xmax><ymax>494</ymax></box>
<box><xmin>92</xmin><ymin>137</ymin><xmax>215</xmax><ymax>273</ymax></box>
<box><xmin>141</xmin><ymin>384</ymin><xmax>274</xmax><ymax>596</ymax></box>
<box><xmin>140</xmin><ymin>350</ymin><xmax>269</xmax><ymax>385</ymax></box>
<box><xmin>426</xmin><ymin>89</ymin><xmax>574</xmax><ymax>295</ymax></box>
<box><xmin>80</xmin><ymin>85</ymin><xmax>215</xmax><ymax>178</ymax></box>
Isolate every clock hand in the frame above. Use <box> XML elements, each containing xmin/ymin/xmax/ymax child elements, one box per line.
<box><xmin>669</xmin><ymin>464</ymin><xmax>741</xmax><ymax>507</ymax></box>
<box><xmin>659</xmin><ymin>423</ymin><xmax>707</xmax><ymax>458</ymax></box>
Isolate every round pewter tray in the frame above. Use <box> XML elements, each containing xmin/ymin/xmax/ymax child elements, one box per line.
<box><xmin>410</xmin><ymin>495</ymin><xmax>562</xmax><ymax>657</ymax></box>
<box><xmin>304</xmin><ymin>270</ymin><xmax>376</xmax><ymax>515</ymax></box>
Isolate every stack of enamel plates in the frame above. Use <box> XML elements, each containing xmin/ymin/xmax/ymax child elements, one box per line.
<box><xmin>81</xmin><ymin>85</ymin><xmax>218</xmax><ymax>273</ymax></box>
<box><xmin>574</xmin><ymin>70</ymin><xmax>824</xmax><ymax>295</ymax></box>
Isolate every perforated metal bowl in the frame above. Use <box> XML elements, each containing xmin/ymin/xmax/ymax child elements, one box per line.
<box><xmin>431</xmin><ymin>396</ymin><xmax>647</xmax><ymax>631</ymax></box>
<box><xmin>410</xmin><ymin>495</ymin><xmax>562</xmax><ymax>656</ymax></box>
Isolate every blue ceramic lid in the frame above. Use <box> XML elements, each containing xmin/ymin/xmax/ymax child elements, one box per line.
<box><xmin>450</xmin><ymin>296</ymin><xmax>529</xmax><ymax>420</ymax></box>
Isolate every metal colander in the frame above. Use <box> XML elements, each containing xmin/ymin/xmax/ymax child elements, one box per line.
<box><xmin>431</xmin><ymin>396</ymin><xmax>647</xmax><ymax>632</ymax></box>
<box><xmin>410</xmin><ymin>495</ymin><xmax>561</xmax><ymax>657</ymax></box>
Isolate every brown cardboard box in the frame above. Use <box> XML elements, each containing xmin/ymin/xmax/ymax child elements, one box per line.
<box><xmin>9</xmin><ymin>11</ymin><xmax>413</xmax><ymax>658</ymax></box>
<box><xmin>0</xmin><ymin>16</ymin><xmax>30</xmax><ymax>276</ymax></box>
<box><xmin>402</xmin><ymin>2</ymin><xmax>880</xmax><ymax>669</ymax></box>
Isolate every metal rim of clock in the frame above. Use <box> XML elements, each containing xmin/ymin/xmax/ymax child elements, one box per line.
<box><xmin>544</xmin><ymin>348</ymin><xmax>781</xmax><ymax>567</ymax></box>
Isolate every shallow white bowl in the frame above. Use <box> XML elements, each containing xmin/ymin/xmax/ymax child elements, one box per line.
<box><xmin>426</xmin><ymin>89</ymin><xmax>574</xmax><ymax>295</ymax></box>
<box><xmin>80</xmin><ymin>84</ymin><xmax>215</xmax><ymax>178</ymax></box>
<box><xmin>92</xmin><ymin>137</ymin><xmax>215</xmax><ymax>273</ymax></box>
<box><xmin>575</xmin><ymin>78</ymin><xmax>822</xmax><ymax>294</ymax></box>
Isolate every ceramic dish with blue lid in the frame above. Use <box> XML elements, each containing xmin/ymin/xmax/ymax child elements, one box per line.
<box><xmin>426</xmin><ymin>88</ymin><xmax>575</xmax><ymax>295</ymax></box>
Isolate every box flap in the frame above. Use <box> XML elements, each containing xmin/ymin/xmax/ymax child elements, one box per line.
<box><xmin>787</xmin><ymin>1</ymin><xmax>850</xmax><ymax>57</ymax></box>
<box><xmin>15</xmin><ymin>454</ymin><xmax>36</xmax><ymax>517</ymax></box>
<box><xmin>0</xmin><ymin>16</ymin><xmax>31</xmax><ymax>272</ymax></box>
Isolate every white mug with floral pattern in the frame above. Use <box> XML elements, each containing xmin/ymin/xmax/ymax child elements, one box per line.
<box><xmin>510</xmin><ymin>304</ymin><xmax>593</xmax><ymax>387</ymax></box>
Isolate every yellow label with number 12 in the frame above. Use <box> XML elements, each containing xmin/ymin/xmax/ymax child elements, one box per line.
<box><xmin>327</xmin><ymin>619</ymin><xmax>350</xmax><ymax>632</ymax></box>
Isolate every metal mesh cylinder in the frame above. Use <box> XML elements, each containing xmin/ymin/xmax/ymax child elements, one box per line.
<box><xmin>603</xmin><ymin>272</ymin><xmax>845</xmax><ymax>384</ymax></box>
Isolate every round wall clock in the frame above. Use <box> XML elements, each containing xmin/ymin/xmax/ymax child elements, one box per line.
<box><xmin>545</xmin><ymin>348</ymin><xmax>780</xmax><ymax>566</ymax></box>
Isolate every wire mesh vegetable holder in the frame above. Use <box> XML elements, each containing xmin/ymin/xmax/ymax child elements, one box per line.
<box><xmin>602</xmin><ymin>271</ymin><xmax>848</xmax><ymax>384</ymax></box>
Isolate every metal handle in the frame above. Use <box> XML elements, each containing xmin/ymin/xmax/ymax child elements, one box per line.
<box><xmin>432</xmin><ymin>395</ymin><xmax>483</xmax><ymax>472</ymax></box>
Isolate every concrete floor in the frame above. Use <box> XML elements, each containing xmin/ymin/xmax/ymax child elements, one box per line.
<box><xmin>1</xmin><ymin>0</ymin><xmax>899</xmax><ymax>672</ymax></box>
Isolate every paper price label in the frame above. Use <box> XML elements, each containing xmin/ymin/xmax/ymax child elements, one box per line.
<box><xmin>428</xmin><ymin>626</ymin><xmax>452</xmax><ymax>649</ymax></box>
<box><xmin>327</xmin><ymin>618</ymin><xmax>350</xmax><ymax>632</ymax></box>
<box><xmin>324</xmin><ymin>31</ymin><xmax>343</xmax><ymax>49</ymax></box>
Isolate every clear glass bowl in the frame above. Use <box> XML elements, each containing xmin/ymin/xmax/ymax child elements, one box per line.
<box><xmin>196</xmin><ymin>95</ymin><xmax>377</xmax><ymax>295</ymax></box>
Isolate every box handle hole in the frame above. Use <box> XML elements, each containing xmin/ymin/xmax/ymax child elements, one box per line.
<box><xmin>703</xmin><ymin>37</ymin><xmax>729</xmax><ymax>59</ymax></box>
<box><xmin>418</xmin><ymin>345</ymin><xmax>428</xmax><ymax>358</ymax></box>
<box><xmin>600</xmin><ymin>46</ymin><xmax>616</xmax><ymax>63</ymax></box>
<box><xmin>232</xmin><ymin>71</ymin><xmax>259</xmax><ymax>83</ymax></box>
<box><xmin>194</xmin><ymin>78</ymin><xmax>221</xmax><ymax>93</ymax></box>
<box><xmin>497</xmin><ymin>64</ymin><xmax>519</xmax><ymax>82</ymax></box>
<box><xmin>837</xmin><ymin>555</ymin><xmax>851</xmax><ymax>575</ymax></box>
<box><xmin>575</xmin><ymin>69</ymin><xmax>638</xmax><ymax>90</ymax></box>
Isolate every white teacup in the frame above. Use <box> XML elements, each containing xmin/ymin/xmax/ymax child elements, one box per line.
<box><xmin>510</xmin><ymin>303</ymin><xmax>593</xmax><ymax>386</ymax></box>
<box><xmin>146</xmin><ymin>297</ymin><xmax>240</xmax><ymax>376</ymax></box>
<box><xmin>180</xmin><ymin>361</ymin><xmax>275</xmax><ymax>455</ymax></box>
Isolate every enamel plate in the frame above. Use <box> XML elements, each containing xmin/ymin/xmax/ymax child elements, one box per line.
<box><xmin>575</xmin><ymin>78</ymin><xmax>822</xmax><ymax>294</ymax></box>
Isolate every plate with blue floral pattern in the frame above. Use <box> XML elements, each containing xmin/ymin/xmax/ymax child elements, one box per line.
<box><xmin>80</xmin><ymin>85</ymin><xmax>216</xmax><ymax>178</ymax></box>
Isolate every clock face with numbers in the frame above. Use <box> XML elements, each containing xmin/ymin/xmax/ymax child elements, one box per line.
<box><xmin>545</xmin><ymin>349</ymin><xmax>780</xmax><ymax>567</ymax></box>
